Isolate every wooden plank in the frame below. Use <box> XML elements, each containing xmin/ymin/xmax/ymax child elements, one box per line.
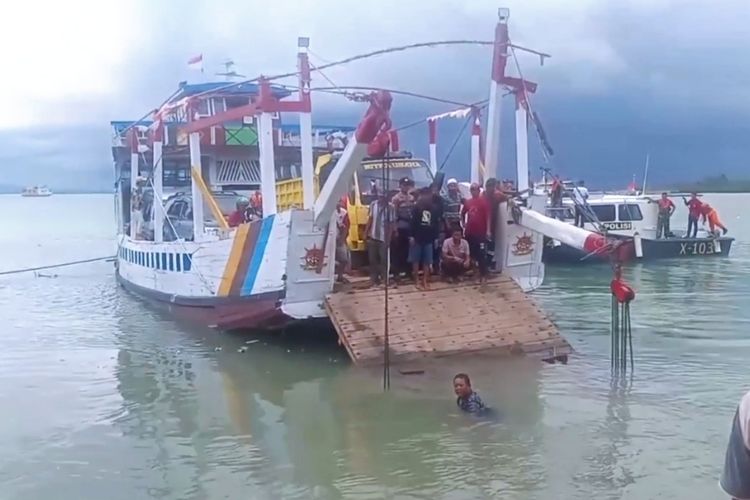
<box><xmin>325</xmin><ymin>273</ymin><xmax>571</xmax><ymax>365</ymax></box>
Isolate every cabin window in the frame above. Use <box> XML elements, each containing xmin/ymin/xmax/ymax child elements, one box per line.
<box><xmin>155</xmin><ymin>253</ymin><xmax>161</xmax><ymax>270</ymax></box>
<box><xmin>195</xmin><ymin>99</ymin><xmax>210</xmax><ymax>117</ymax></box>
<box><xmin>225</xmin><ymin>96</ymin><xmax>248</xmax><ymax>109</ymax></box>
<box><xmin>618</xmin><ymin>204</ymin><xmax>643</xmax><ymax>221</ymax></box>
<box><xmin>182</xmin><ymin>254</ymin><xmax>192</xmax><ymax>271</ymax></box>
<box><xmin>589</xmin><ymin>204</ymin><xmax>616</xmax><ymax>222</ymax></box>
<box><xmin>161</xmin><ymin>253</ymin><xmax>168</xmax><ymax>270</ymax></box>
<box><xmin>167</xmin><ymin>200</ymin><xmax>189</xmax><ymax>219</ymax></box>
<box><xmin>176</xmin><ymin>254</ymin><xmax>182</xmax><ymax>272</ymax></box>
<box><xmin>211</xmin><ymin>98</ymin><xmax>226</xmax><ymax>114</ymax></box>
<box><xmin>163</xmin><ymin>159</ymin><xmax>191</xmax><ymax>187</ymax></box>
<box><xmin>168</xmin><ymin>253</ymin><xmax>175</xmax><ymax>271</ymax></box>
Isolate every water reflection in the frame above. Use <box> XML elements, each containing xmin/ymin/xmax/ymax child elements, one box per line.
<box><xmin>109</xmin><ymin>294</ymin><xmax>552</xmax><ymax>498</ymax></box>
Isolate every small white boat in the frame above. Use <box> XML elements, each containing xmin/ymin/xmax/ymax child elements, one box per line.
<box><xmin>21</xmin><ymin>186</ymin><xmax>53</xmax><ymax>197</ymax></box>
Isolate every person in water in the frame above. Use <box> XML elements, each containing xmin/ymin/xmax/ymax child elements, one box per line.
<box><xmin>453</xmin><ymin>373</ymin><xmax>486</xmax><ymax>414</ymax></box>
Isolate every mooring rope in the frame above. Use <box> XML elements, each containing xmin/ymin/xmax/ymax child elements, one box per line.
<box><xmin>0</xmin><ymin>256</ymin><xmax>115</xmax><ymax>276</ymax></box>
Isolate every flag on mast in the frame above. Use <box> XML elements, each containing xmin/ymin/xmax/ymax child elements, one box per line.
<box><xmin>187</xmin><ymin>54</ymin><xmax>203</xmax><ymax>72</ymax></box>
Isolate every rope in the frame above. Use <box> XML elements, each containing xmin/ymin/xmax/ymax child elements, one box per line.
<box><xmin>438</xmin><ymin>114</ymin><xmax>472</xmax><ymax>172</ymax></box>
<box><xmin>508</xmin><ymin>40</ymin><xmax>552</xmax><ymax>164</ymax></box>
<box><xmin>0</xmin><ymin>256</ymin><xmax>115</xmax><ymax>276</ymax></box>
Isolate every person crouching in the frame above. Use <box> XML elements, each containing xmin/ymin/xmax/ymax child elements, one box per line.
<box><xmin>441</xmin><ymin>225</ymin><xmax>471</xmax><ymax>283</ymax></box>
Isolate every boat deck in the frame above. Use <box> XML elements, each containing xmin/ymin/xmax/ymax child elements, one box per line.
<box><xmin>325</xmin><ymin>274</ymin><xmax>571</xmax><ymax>365</ymax></box>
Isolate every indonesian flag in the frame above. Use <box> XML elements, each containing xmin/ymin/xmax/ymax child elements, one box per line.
<box><xmin>187</xmin><ymin>54</ymin><xmax>203</xmax><ymax>72</ymax></box>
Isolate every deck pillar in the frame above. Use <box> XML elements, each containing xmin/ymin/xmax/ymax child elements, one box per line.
<box><xmin>188</xmin><ymin>132</ymin><xmax>205</xmax><ymax>240</ymax></box>
<box><xmin>258</xmin><ymin>111</ymin><xmax>278</xmax><ymax>216</ymax></box>
<box><xmin>152</xmin><ymin>139</ymin><xmax>164</xmax><ymax>242</ymax></box>
<box><xmin>129</xmin><ymin>151</ymin><xmax>138</xmax><ymax>239</ymax></box>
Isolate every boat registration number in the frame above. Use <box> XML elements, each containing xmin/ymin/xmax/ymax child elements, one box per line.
<box><xmin>601</xmin><ymin>222</ymin><xmax>632</xmax><ymax>231</ymax></box>
<box><xmin>679</xmin><ymin>241</ymin><xmax>716</xmax><ymax>255</ymax></box>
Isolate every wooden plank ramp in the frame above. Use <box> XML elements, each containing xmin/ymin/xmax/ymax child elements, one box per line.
<box><xmin>325</xmin><ymin>274</ymin><xmax>572</xmax><ymax>365</ymax></box>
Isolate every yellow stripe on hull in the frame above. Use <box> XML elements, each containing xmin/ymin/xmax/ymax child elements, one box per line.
<box><xmin>218</xmin><ymin>224</ymin><xmax>249</xmax><ymax>296</ymax></box>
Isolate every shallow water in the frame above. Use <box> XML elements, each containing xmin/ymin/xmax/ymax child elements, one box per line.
<box><xmin>0</xmin><ymin>193</ymin><xmax>748</xmax><ymax>499</ymax></box>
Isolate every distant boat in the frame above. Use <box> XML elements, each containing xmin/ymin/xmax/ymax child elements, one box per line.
<box><xmin>21</xmin><ymin>186</ymin><xmax>53</xmax><ymax>197</ymax></box>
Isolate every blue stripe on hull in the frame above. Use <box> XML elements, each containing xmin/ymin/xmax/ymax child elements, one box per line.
<box><xmin>240</xmin><ymin>215</ymin><xmax>275</xmax><ymax>296</ymax></box>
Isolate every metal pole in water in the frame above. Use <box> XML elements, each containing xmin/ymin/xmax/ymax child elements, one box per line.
<box><xmin>381</xmin><ymin>152</ymin><xmax>391</xmax><ymax>391</ymax></box>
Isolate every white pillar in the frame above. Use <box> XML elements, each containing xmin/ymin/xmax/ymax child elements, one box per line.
<box><xmin>299</xmin><ymin>112</ymin><xmax>314</xmax><ymax>209</ymax></box>
<box><xmin>428</xmin><ymin>119</ymin><xmax>437</xmax><ymax>175</ymax></box>
<box><xmin>485</xmin><ymin>16</ymin><xmax>509</xmax><ymax>182</ymax></box>
<box><xmin>484</xmin><ymin>81</ymin><xmax>502</xmax><ymax>182</ymax></box>
<box><xmin>189</xmin><ymin>132</ymin><xmax>205</xmax><ymax>240</ymax></box>
<box><xmin>129</xmin><ymin>151</ymin><xmax>138</xmax><ymax>239</ymax></box>
<box><xmin>515</xmin><ymin>97</ymin><xmax>529</xmax><ymax>192</ymax></box>
<box><xmin>470</xmin><ymin>115</ymin><xmax>481</xmax><ymax>185</ymax></box>
<box><xmin>258</xmin><ymin>112</ymin><xmax>277</xmax><ymax>216</ymax></box>
<box><xmin>152</xmin><ymin>140</ymin><xmax>164</xmax><ymax>242</ymax></box>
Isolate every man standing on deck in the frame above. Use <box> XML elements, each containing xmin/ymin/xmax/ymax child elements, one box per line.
<box><xmin>550</xmin><ymin>176</ymin><xmax>564</xmax><ymax>220</ymax></box>
<box><xmin>720</xmin><ymin>389</ymin><xmax>750</xmax><ymax>499</ymax></box>
<box><xmin>653</xmin><ymin>192</ymin><xmax>676</xmax><ymax>239</ymax></box>
<box><xmin>682</xmin><ymin>192</ymin><xmax>703</xmax><ymax>238</ymax></box>
<box><xmin>462</xmin><ymin>182</ymin><xmax>491</xmax><ymax>284</ymax></box>
<box><xmin>572</xmin><ymin>180</ymin><xmax>589</xmax><ymax>228</ymax></box>
<box><xmin>391</xmin><ymin>177</ymin><xmax>415</xmax><ymax>282</ymax></box>
<box><xmin>410</xmin><ymin>188</ymin><xmax>440</xmax><ymax>290</ymax></box>
<box><xmin>442</xmin><ymin>178</ymin><xmax>464</xmax><ymax>233</ymax></box>
<box><xmin>364</xmin><ymin>193</ymin><xmax>393</xmax><ymax>287</ymax></box>
<box><xmin>430</xmin><ymin>183</ymin><xmax>446</xmax><ymax>274</ymax></box>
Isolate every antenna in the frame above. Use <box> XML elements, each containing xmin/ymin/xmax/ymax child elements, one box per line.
<box><xmin>215</xmin><ymin>59</ymin><xmax>247</xmax><ymax>81</ymax></box>
<box><xmin>641</xmin><ymin>153</ymin><xmax>650</xmax><ymax>195</ymax></box>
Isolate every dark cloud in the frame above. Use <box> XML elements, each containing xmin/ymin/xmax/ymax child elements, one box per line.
<box><xmin>3</xmin><ymin>0</ymin><xmax>748</xmax><ymax>190</ymax></box>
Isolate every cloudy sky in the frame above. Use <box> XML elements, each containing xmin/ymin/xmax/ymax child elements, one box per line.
<box><xmin>1</xmin><ymin>0</ymin><xmax>748</xmax><ymax>190</ymax></box>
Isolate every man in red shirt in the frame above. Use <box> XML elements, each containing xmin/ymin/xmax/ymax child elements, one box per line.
<box><xmin>682</xmin><ymin>192</ymin><xmax>703</xmax><ymax>238</ymax></box>
<box><xmin>653</xmin><ymin>192</ymin><xmax>675</xmax><ymax>239</ymax></box>
<box><xmin>227</xmin><ymin>197</ymin><xmax>250</xmax><ymax>227</ymax></box>
<box><xmin>461</xmin><ymin>182</ymin><xmax>491</xmax><ymax>283</ymax></box>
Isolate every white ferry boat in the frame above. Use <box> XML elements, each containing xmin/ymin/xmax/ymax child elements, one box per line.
<box><xmin>21</xmin><ymin>186</ymin><xmax>52</xmax><ymax>197</ymax></box>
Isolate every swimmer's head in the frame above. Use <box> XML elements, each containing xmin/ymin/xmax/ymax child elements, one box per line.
<box><xmin>453</xmin><ymin>373</ymin><xmax>472</xmax><ymax>398</ymax></box>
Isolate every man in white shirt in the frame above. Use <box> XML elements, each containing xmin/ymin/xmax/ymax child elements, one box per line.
<box><xmin>572</xmin><ymin>180</ymin><xmax>589</xmax><ymax>228</ymax></box>
<box><xmin>720</xmin><ymin>389</ymin><xmax>750</xmax><ymax>499</ymax></box>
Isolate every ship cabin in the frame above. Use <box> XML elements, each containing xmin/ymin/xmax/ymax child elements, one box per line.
<box><xmin>111</xmin><ymin>81</ymin><xmax>355</xmax><ymax>241</ymax></box>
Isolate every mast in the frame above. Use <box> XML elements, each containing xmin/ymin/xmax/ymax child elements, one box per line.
<box><xmin>428</xmin><ymin>119</ymin><xmax>438</xmax><ymax>176</ymax></box>
<box><xmin>297</xmin><ymin>37</ymin><xmax>315</xmax><ymax>210</ymax></box>
<box><xmin>257</xmin><ymin>79</ymin><xmax>278</xmax><ymax>216</ymax></box>
<box><xmin>483</xmin><ymin>8</ymin><xmax>510</xmax><ymax>182</ymax></box>
<box><xmin>470</xmin><ymin>109</ymin><xmax>481</xmax><ymax>184</ymax></box>
<box><xmin>515</xmin><ymin>92</ymin><xmax>529</xmax><ymax>192</ymax></box>
<box><xmin>641</xmin><ymin>153</ymin><xmax>650</xmax><ymax>195</ymax></box>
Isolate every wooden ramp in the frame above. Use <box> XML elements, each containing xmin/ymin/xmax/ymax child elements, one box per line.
<box><xmin>325</xmin><ymin>275</ymin><xmax>571</xmax><ymax>365</ymax></box>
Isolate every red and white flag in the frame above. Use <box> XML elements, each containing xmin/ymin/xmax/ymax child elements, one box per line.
<box><xmin>187</xmin><ymin>54</ymin><xmax>203</xmax><ymax>72</ymax></box>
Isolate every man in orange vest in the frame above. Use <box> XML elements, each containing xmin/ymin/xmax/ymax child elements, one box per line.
<box><xmin>654</xmin><ymin>192</ymin><xmax>675</xmax><ymax>239</ymax></box>
<box><xmin>700</xmin><ymin>203</ymin><xmax>728</xmax><ymax>236</ymax></box>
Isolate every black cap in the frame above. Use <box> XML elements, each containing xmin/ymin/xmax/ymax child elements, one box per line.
<box><xmin>399</xmin><ymin>176</ymin><xmax>414</xmax><ymax>186</ymax></box>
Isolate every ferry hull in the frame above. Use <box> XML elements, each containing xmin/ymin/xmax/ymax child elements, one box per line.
<box><xmin>543</xmin><ymin>236</ymin><xmax>733</xmax><ymax>264</ymax></box>
<box><xmin>115</xmin><ymin>209</ymin><xmax>337</xmax><ymax>331</ymax></box>
<box><xmin>116</xmin><ymin>271</ymin><xmax>287</xmax><ymax>329</ymax></box>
